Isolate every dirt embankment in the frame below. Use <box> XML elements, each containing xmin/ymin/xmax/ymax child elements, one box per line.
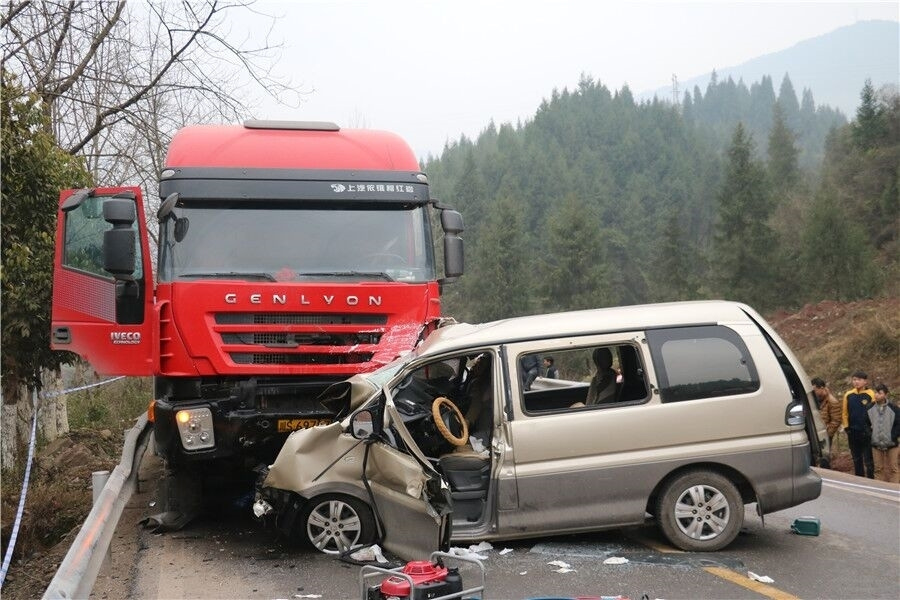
<box><xmin>767</xmin><ymin>297</ymin><xmax>899</xmax><ymax>392</ymax></box>
<box><xmin>1</xmin><ymin>428</ymin><xmax>125</xmax><ymax>599</ymax></box>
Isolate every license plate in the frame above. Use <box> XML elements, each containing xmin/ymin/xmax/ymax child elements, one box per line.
<box><xmin>277</xmin><ymin>418</ymin><xmax>332</xmax><ymax>433</ymax></box>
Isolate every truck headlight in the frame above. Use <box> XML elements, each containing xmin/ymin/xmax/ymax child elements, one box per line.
<box><xmin>175</xmin><ymin>407</ymin><xmax>215</xmax><ymax>450</ymax></box>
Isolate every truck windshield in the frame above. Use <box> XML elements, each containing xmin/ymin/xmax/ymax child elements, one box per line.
<box><xmin>158</xmin><ymin>202</ymin><xmax>436</xmax><ymax>283</ymax></box>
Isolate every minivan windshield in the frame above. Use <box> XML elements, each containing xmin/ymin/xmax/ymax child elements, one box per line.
<box><xmin>158</xmin><ymin>201</ymin><xmax>436</xmax><ymax>283</ymax></box>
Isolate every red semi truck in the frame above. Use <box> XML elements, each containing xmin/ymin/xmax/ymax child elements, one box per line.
<box><xmin>51</xmin><ymin>120</ymin><xmax>463</xmax><ymax>503</ymax></box>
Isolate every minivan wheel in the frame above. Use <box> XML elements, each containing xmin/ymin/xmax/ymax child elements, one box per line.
<box><xmin>297</xmin><ymin>494</ymin><xmax>376</xmax><ymax>554</ymax></box>
<box><xmin>656</xmin><ymin>470</ymin><xmax>743</xmax><ymax>552</ymax></box>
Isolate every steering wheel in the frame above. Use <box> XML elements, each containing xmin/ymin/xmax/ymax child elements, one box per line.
<box><xmin>431</xmin><ymin>397</ymin><xmax>468</xmax><ymax>446</ymax></box>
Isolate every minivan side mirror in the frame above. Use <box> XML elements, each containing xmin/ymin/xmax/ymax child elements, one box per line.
<box><xmin>350</xmin><ymin>407</ymin><xmax>383</xmax><ymax>439</ymax></box>
<box><xmin>786</xmin><ymin>402</ymin><xmax>805</xmax><ymax>426</ymax></box>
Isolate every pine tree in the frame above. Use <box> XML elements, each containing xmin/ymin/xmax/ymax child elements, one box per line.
<box><xmin>654</xmin><ymin>210</ymin><xmax>699</xmax><ymax>301</ymax></box>
<box><xmin>767</xmin><ymin>102</ymin><xmax>800</xmax><ymax>191</ymax></box>
<box><xmin>801</xmin><ymin>189</ymin><xmax>878</xmax><ymax>300</ymax></box>
<box><xmin>538</xmin><ymin>193</ymin><xmax>610</xmax><ymax>311</ymax></box>
<box><xmin>852</xmin><ymin>78</ymin><xmax>885</xmax><ymax>150</ymax></box>
<box><xmin>777</xmin><ymin>74</ymin><xmax>801</xmax><ymax>130</ymax></box>
<box><xmin>711</xmin><ymin>123</ymin><xmax>777</xmax><ymax>309</ymax></box>
<box><xmin>464</xmin><ymin>196</ymin><xmax>533</xmax><ymax>322</ymax></box>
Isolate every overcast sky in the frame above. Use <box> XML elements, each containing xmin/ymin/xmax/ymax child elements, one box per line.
<box><xmin>245</xmin><ymin>1</ymin><xmax>899</xmax><ymax>159</ymax></box>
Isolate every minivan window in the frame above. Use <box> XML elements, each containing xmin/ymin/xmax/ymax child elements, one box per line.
<box><xmin>519</xmin><ymin>344</ymin><xmax>649</xmax><ymax>414</ymax></box>
<box><xmin>647</xmin><ymin>326</ymin><xmax>759</xmax><ymax>403</ymax></box>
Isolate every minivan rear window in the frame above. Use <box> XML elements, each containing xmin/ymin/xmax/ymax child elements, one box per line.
<box><xmin>647</xmin><ymin>326</ymin><xmax>759</xmax><ymax>403</ymax></box>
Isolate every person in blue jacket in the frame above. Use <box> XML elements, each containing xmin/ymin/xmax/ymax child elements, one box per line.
<box><xmin>842</xmin><ymin>370</ymin><xmax>875</xmax><ymax>478</ymax></box>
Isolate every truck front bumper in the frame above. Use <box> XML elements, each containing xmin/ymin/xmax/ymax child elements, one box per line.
<box><xmin>152</xmin><ymin>397</ymin><xmax>335</xmax><ymax>466</ymax></box>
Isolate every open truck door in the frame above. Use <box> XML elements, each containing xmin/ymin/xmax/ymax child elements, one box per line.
<box><xmin>51</xmin><ymin>187</ymin><xmax>154</xmax><ymax>375</ymax></box>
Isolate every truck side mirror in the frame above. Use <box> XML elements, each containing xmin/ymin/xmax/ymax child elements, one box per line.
<box><xmin>103</xmin><ymin>198</ymin><xmax>137</xmax><ymax>278</ymax></box>
<box><xmin>441</xmin><ymin>210</ymin><xmax>464</xmax><ymax>280</ymax></box>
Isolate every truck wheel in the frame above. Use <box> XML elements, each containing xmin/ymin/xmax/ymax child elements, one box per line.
<box><xmin>656</xmin><ymin>470</ymin><xmax>743</xmax><ymax>552</ymax></box>
<box><xmin>298</xmin><ymin>494</ymin><xmax>376</xmax><ymax>554</ymax></box>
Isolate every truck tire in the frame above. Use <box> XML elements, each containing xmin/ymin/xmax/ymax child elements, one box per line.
<box><xmin>297</xmin><ymin>494</ymin><xmax>376</xmax><ymax>554</ymax></box>
<box><xmin>656</xmin><ymin>469</ymin><xmax>743</xmax><ymax>552</ymax></box>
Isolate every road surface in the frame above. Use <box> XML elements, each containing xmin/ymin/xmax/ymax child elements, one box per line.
<box><xmin>89</xmin><ymin>448</ymin><xmax>900</xmax><ymax>600</ymax></box>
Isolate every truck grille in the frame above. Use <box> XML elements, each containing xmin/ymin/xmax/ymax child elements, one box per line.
<box><xmin>216</xmin><ymin>313</ymin><xmax>387</xmax><ymax>325</ymax></box>
<box><xmin>221</xmin><ymin>332</ymin><xmax>382</xmax><ymax>346</ymax></box>
<box><xmin>231</xmin><ymin>352</ymin><xmax>373</xmax><ymax>365</ymax></box>
<box><xmin>216</xmin><ymin>312</ymin><xmax>385</xmax><ymax>366</ymax></box>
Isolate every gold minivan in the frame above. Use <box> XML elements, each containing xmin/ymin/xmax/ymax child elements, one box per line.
<box><xmin>257</xmin><ymin>301</ymin><xmax>826</xmax><ymax>559</ymax></box>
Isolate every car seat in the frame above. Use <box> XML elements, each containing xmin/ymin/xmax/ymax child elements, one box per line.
<box><xmin>586</xmin><ymin>347</ymin><xmax>617</xmax><ymax>405</ymax></box>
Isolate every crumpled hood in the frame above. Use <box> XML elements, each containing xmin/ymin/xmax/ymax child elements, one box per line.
<box><xmin>263</xmin><ymin>421</ymin><xmax>429</xmax><ymax>501</ymax></box>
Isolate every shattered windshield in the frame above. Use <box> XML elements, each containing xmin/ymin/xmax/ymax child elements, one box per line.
<box><xmin>158</xmin><ymin>201</ymin><xmax>436</xmax><ymax>283</ymax></box>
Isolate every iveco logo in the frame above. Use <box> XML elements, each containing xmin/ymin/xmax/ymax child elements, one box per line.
<box><xmin>330</xmin><ymin>184</ymin><xmax>346</xmax><ymax>193</ymax></box>
<box><xmin>110</xmin><ymin>331</ymin><xmax>142</xmax><ymax>344</ymax></box>
<box><xmin>224</xmin><ymin>293</ymin><xmax>383</xmax><ymax>306</ymax></box>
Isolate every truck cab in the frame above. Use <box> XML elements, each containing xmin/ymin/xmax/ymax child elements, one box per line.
<box><xmin>51</xmin><ymin>121</ymin><xmax>464</xmax><ymax>476</ymax></box>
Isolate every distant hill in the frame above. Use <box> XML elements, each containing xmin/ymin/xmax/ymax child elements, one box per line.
<box><xmin>642</xmin><ymin>20</ymin><xmax>900</xmax><ymax>117</ymax></box>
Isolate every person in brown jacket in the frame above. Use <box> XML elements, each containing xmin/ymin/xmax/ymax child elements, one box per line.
<box><xmin>813</xmin><ymin>377</ymin><xmax>842</xmax><ymax>458</ymax></box>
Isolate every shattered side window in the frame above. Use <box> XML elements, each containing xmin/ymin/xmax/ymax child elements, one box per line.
<box><xmin>520</xmin><ymin>344</ymin><xmax>649</xmax><ymax>414</ymax></box>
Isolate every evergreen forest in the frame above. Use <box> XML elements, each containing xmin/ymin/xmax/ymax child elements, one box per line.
<box><xmin>425</xmin><ymin>74</ymin><xmax>898</xmax><ymax>323</ymax></box>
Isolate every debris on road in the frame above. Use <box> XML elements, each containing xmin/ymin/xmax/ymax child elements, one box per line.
<box><xmin>548</xmin><ymin>559</ymin><xmax>576</xmax><ymax>573</ymax></box>
<box><xmin>790</xmin><ymin>516</ymin><xmax>821</xmax><ymax>536</ymax></box>
<box><xmin>448</xmin><ymin>546</ymin><xmax>488</xmax><ymax>560</ymax></box>
<box><xmin>349</xmin><ymin>544</ymin><xmax>389</xmax><ymax>564</ymax></box>
<box><xmin>748</xmin><ymin>571</ymin><xmax>775</xmax><ymax>583</ymax></box>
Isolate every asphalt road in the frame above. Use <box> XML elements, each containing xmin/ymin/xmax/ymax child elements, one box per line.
<box><xmin>90</xmin><ymin>450</ymin><xmax>900</xmax><ymax>600</ymax></box>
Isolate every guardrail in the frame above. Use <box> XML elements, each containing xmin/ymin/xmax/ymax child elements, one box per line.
<box><xmin>43</xmin><ymin>413</ymin><xmax>152</xmax><ymax>599</ymax></box>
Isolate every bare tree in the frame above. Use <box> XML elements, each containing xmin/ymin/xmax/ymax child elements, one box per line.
<box><xmin>1</xmin><ymin>0</ymin><xmax>302</xmax><ymax>449</ymax></box>
<box><xmin>3</xmin><ymin>0</ymin><xmax>301</xmax><ymax>196</ymax></box>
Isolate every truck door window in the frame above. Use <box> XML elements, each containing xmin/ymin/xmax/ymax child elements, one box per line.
<box><xmin>647</xmin><ymin>326</ymin><xmax>759</xmax><ymax>403</ymax></box>
<box><xmin>63</xmin><ymin>198</ymin><xmax>142</xmax><ymax>279</ymax></box>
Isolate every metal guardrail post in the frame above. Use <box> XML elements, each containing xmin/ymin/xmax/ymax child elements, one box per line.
<box><xmin>43</xmin><ymin>413</ymin><xmax>151</xmax><ymax>600</ymax></box>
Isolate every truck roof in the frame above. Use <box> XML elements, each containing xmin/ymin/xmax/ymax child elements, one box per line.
<box><xmin>418</xmin><ymin>300</ymin><xmax>766</xmax><ymax>355</ymax></box>
<box><xmin>165</xmin><ymin>123</ymin><xmax>421</xmax><ymax>171</ymax></box>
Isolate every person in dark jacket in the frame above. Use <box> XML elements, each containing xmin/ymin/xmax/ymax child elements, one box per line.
<box><xmin>543</xmin><ymin>356</ymin><xmax>559</xmax><ymax>379</ymax></box>
<box><xmin>867</xmin><ymin>383</ymin><xmax>899</xmax><ymax>483</ymax></box>
<box><xmin>520</xmin><ymin>354</ymin><xmax>540</xmax><ymax>391</ymax></box>
<box><xmin>842</xmin><ymin>370</ymin><xmax>875</xmax><ymax>478</ymax></box>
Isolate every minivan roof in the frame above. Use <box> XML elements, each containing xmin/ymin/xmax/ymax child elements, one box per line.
<box><xmin>419</xmin><ymin>300</ymin><xmax>759</xmax><ymax>355</ymax></box>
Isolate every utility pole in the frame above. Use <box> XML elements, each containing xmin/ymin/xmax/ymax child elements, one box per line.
<box><xmin>672</xmin><ymin>74</ymin><xmax>680</xmax><ymax>109</ymax></box>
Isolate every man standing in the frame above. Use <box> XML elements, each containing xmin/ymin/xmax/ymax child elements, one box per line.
<box><xmin>842</xmin><ymin>370</ymin><xmax>875</xmax><ymax>478</ymax></box>
<box><xmin>813</xmin><ymin>377</ymin><xmax>842</xmax><ymax>464</ymax></box>
<box><xmin>867</xmin><ymin>384</ymin><xmax>899</xmax><ymax>483</ymax></box>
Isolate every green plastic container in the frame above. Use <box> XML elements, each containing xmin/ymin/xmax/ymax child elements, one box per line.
<box><xmin>791</xmin><ymin>516</ymin><xmax>821</xmax><ymax>535</ymax></box>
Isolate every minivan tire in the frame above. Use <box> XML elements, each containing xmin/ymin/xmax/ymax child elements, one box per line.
<box><xmin>656</xmin><ymin>470</ymin><xmax>744</xmax><ymax>552</ymax></box>
<box><xmin>297</xmin><ymin>494</ymin><xmax>377</xmax><ymax>554</ymax></box>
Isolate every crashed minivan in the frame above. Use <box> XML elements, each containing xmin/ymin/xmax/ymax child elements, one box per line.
<box><xmin>256</xmin><ymin>300</ymin><xmax>826</xmax><ymax>559</ymax></box>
